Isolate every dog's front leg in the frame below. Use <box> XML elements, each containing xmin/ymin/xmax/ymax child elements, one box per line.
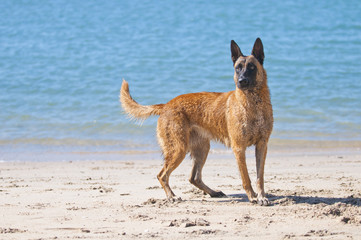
<box><xmin>233</xmin><ymin>147</ymin><xmax>257</xmax><ymax>203</ymax></box>
<box><xmin>255</xmin><ymin>140</ymin><xmax>269</xmax><ymax>206</ymax></box>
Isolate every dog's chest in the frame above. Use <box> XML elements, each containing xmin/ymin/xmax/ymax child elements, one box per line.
<box><xmin>241</xmin><ymin>102</ymin><xmax>272</xmax><ymax>144</ymax></box>
<box><xmin>247</xmin><ymin>111</ymin><xmax>264</xmax><ymax>128</ymax></box>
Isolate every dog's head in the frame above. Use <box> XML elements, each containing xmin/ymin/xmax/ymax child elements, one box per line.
<box><xmin>230</xmin><ymin>38</ymin><xmax>265</xmax><ymax>90</ymax></box>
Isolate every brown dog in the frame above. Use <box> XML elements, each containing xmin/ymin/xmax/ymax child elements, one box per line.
<box><xmin>120</xmin><ymin>38</ymin><xmax>273</xmax><ymax>205</ymax></box>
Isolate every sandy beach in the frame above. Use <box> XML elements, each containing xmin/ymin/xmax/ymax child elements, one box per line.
<box><xmin>2</xmin><ymin>0</ymin><xmax>361</xmax><ymax>239</ymax></box>
<box><xmin>1</xmin><ymin>145</ymin><xmax>360</xmax><ymax>239</ymax></box>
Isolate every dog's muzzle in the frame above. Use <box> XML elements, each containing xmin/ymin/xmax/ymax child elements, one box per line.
<box><xmin>237</xmin><ymin>78</ymin><xmax>250</xmax><ymax>89</ymax></box>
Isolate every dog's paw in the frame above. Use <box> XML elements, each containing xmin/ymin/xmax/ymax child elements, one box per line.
<box><xmin>246</xmin><ymin>191</ymin><xmax>258</xmax><ymax>204</ymax></box>
<box><xmin>249</xmin><ymin>197</ymin><xmax>258</xmax><ymax>204</ymax></box>
<box><xmin>257</xmin><ymin>197</ymin><xmax>270</xmax><ymax>206</ymax></box>
<box><xmin>210</xmin><ymin>191</ymin><xmax>227</xmax><ymax>198</ymax></box>
<box><xmin>167</xmin><ymin>196</ymin><xmax>183</xmax><ymax>203</ymax></box>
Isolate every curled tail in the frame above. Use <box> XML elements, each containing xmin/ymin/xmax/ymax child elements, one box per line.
<box><xmin>120</xmin><ymin>79</ymin><xmax>165</xmax><ymax>120</ymax></box>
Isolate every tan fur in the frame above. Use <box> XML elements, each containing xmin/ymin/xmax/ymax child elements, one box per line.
<box><xmin>120</xmin><ymin>80</ymin><xmax>164</xmax><ymax>121</ymax></box>
<box><xmin>120</xmin><ymin>38</ymin><xmax>273</xmax><ymax>205</ymax></box>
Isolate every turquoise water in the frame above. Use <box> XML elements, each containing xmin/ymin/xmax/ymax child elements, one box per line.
<box><xmin>1</xmin><ymin>1</ymin><xmax>361</xmax><ymax>159</ymax></box>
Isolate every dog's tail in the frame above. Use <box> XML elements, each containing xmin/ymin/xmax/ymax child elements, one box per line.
<box><xmin>120</xmin><ymin>79</ymin><xmax>165</xmax><ymax>121</ymax></box>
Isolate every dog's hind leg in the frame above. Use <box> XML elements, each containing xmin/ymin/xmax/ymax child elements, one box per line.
<box><xmin>156</xmin><ymin>116</ymin><xmax>188</xmax><ymax>199</ymax></box>
<box><xmin>157</xmin><ymin>149</ymin><xmax>186</xmax><ymax>199</ymax></box>
<box><xmin>189</xmin><ymin>133</ymin><xmax>226</xmax><ymax>198</ymax></box>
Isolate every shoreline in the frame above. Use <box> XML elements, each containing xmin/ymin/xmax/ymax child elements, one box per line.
<box><xmin>1</xmin><ymin>138</ymin><xmax>361</xmax><ymax>162</ymax></box>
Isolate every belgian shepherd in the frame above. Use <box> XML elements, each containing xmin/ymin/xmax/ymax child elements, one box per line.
<box><xmin>120</xmin><ymin>38</ymin><xmax>273</xmax><ymax>205</ymax></box>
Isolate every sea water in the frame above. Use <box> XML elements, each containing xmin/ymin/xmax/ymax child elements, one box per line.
<box><xmin>1</xmin><ymin>0</ymin><xmax>360</xmax><ymax>160</ymax></box>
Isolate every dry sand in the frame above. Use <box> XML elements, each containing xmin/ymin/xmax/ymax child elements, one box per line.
<box><xmin>1</xmin><ymin>146</ymin><xmax>361</xmax><ymax>239</ymax></box>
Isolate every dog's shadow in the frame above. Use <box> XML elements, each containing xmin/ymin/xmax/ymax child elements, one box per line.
<box><xmin>219</xmin><ymin>193</ymin><xmax>361</xmax><ymax>207</ymax></box>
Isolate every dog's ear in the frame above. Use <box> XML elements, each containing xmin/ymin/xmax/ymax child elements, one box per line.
<box><xmin>251</xmin><ymin>38</ymin><xmax>264</xmax><ymax>65</ymax></box>
<box><xmin>230</xmin><ymin>40</ymin><xmax>243</xmax><ymax>65</ymax></box>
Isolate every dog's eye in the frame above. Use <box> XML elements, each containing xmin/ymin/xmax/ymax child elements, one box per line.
<box><xmin>248</xmin><ymin>64</ymin><xmax>255</xmax><ymax>70</ymax></box>
<box><xmin>237</xmin><ymin>65</ymin><xmax>242</xmax><ymax>71</ymax></box>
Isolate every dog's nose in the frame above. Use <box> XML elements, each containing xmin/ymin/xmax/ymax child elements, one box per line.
<box><xmin>238</xmin><ymin>78</ymin><xmax>249</xmax><ymax>88</ymax></box>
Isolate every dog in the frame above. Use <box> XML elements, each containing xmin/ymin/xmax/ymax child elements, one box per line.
<box><xmin>120</xmin><ymin>38</ymin><xmax>273</xmax><ymax>205</ymax></box>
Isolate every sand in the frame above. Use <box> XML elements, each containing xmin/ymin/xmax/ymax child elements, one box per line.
<box><xmin>1</xmin><ymin>146</ymin><xmax>361</xmax><ymax>239</ymax></box>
